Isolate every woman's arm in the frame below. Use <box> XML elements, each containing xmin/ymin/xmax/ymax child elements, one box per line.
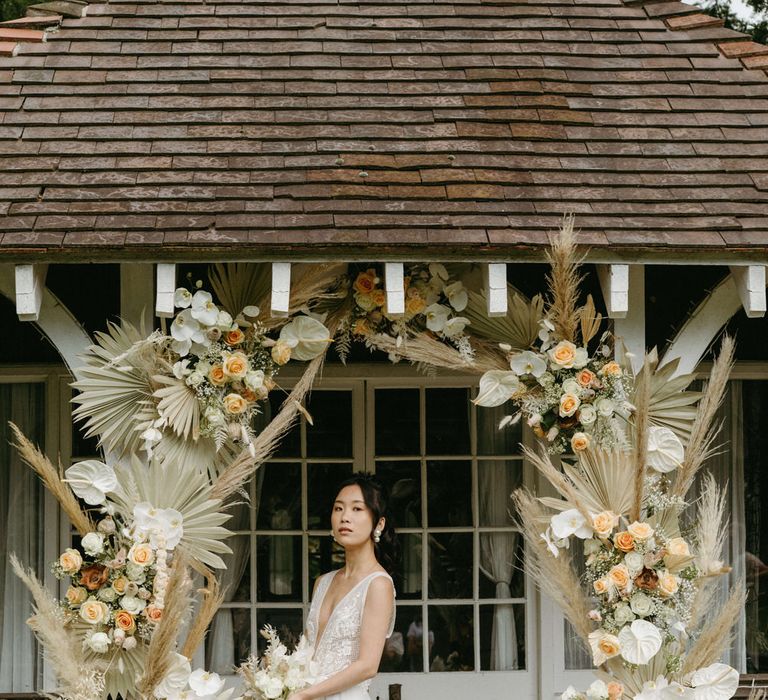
<box><xmin>288</xmin><ymin>576</ymin><xmax>394</xmax><ymax>700</ymax></box>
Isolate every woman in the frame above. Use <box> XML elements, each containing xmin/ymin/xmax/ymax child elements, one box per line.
<box><xmin>288</xmin><ymin>475</ymin><xmax>398</xmax><ymax>700</ymax></box>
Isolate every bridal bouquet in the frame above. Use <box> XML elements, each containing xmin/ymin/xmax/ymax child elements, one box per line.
<box><xmin>239</xmin><ymin>626</ymin><xmax>320</xmax><ymax>700</ymax></box>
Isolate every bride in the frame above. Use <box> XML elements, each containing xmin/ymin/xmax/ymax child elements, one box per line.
<box><xmin>288</xmin><ymin>475</ymin><xmax>398</xmax><ymax>700</ymax></box>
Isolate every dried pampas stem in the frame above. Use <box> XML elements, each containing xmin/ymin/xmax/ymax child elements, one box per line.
<box><xmin>181</xmin><ymin>561</ymin><xmax>225</xmax><ymax>659</ymax></box>
<box><xmin>673</xmin><ymin>336</ymin><xmax>735</xmax><ymax>498</ymax></box>
<box><xmin>630</xmin><ymin>360</ymin><xmax>651</xmax><ymax>522</ymax></box>
<box><xmin>545</xmin><ymin>214</ymin><xmax>584</xmax><ymax>344</ymax></box>
<box><xmin>9</xmin><ymin>423</ymin><xmax>93</xmax><ymax>537</ymax></box>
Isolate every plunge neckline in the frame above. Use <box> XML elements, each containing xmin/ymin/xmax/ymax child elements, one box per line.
<box><xmin>314</xmin><ymin>569</ymin><xmax>384</xmax><ymax>652</ymax></box>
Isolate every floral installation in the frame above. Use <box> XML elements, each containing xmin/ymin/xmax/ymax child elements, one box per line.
<box><xmin>239</xmin><ymin>625</ymin><xmax>320</xmax><ymax>700</ymax></box>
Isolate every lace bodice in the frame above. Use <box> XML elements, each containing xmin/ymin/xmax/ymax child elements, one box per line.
<box><xmin>306</xmin><ymin>570</ymin><xmax>396</xmax><ymax>688</ymax></box>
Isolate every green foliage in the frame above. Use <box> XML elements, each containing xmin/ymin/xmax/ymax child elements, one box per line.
<box><xmin>0</xmin><ymin>0</ymin><xmax>38</xmax><ymax>22</ymax></box>
<box><xmin>702</xmin><ymin>0</ymin><xmax>768</xmax><ymax>44</ymax></box>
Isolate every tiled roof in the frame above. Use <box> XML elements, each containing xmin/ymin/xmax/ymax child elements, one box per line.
<box><xmin>1</xmin><ymin>0</ymin><xmax>767</xmax><ymax>260</ymax></box>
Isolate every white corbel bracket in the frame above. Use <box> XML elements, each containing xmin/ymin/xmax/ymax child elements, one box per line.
<box><xmin>155</xmin><ymin>263</ymin><xmax>176</xmax><ymax>318</ymax></box>
<box><xmin>484</xmin><ymin>263</ymin><xmax>507</xmax><ymax>317</ymax></box>
<box><xmin>384</xmin><ymin>262</ymin><xmax>405</xmax><ymax>318</ymax></box>
<box><xmin>729</xmin><ymin>264</ymin><xmax>766</xmax><ymax>318</ymax></box>
<box><xmin>271</xmin><ymin>262</ymin><xmax>291</xmax><ymax>318</ymax></box>
<box><xmin>15</xmin><ymin>263</ymin><xmax>48</xmax><ymax>321</ymax></box>
<box><xmin>597</xmin><ymin>264</ymin><xmax>629</xmax><ymax>319</ymax></box>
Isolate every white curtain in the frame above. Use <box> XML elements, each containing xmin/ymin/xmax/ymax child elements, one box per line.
<box><xmin>477</xmin><ymin>405</ymin><xmax>519</xmax><ymax>670</ymax></box>
<box><xmin>0</xmin><ymin>383</ymin><xmax>44</xmax><ymax>692</ymax></box>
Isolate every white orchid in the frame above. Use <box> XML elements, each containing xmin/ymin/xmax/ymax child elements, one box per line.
<box><xmin>171</xmin><ymin>309</ymin><xmax>200</xmax><ymax>342</ymax></box>
<box><xmin>510</xmin><ymin>350</ymin><xmax>547</xmax><ymax>377</ymax></box>
<box><xmin>550</xmin><ymin>509</ymin><xmax>592</xmax><ymax>540</ymax></box>
<box><xmin>541</xmin><ymin>526</ymin><xmax>570</xmax><ymax>558</ymax></box>
<box><xmin>424</xmin><ymin>303</ymin><xmax>451</xmax><ymax>333</ymax></box>
<box><xmin>428</xmin><ymin>262</ymin><xmax>449</xmax><ymax>281</ymax></box>
<box><xmin>190</xmin><ymin>290</ymin><xmax>219</xmax><ymax>326</ymax></box>
<box><xmin>444</xmin><ymin>281</ymin><xmax>468</xmax><ymax>311</ymax></box>
<box><xmin>133</xmin><ymin>502</ymin><xmax>184</xmax><ymax>549</ymax></box>
<box><xmin>174</xmin><ymin>287</ymin><xmax>192</xmax><ymax>309</ymax></box>
<box><xmin>442</xmin><ymin>316</ymin><xmax>470</xmax><ymax>337</ymax></box>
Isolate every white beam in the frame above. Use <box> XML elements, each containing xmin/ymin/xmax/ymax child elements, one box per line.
<box><xmin>15</xmin><ymin>263</ymin><xmax>48</xmax><ymax>321</ymax></box>
<box><xmin>384</xmin><ymin>262</ymin><xmax>405</xmax><ymax>318</ymax></box>
<box><xmin>484</xmin><ymin>263</ymin><xmax>508</xmax><ymax>317</ymax></box>
<box><xmin>729</xmin><ymin>264</ymin><xmax>766</xmax><ymax>318</ymax></box>
<box><xmin>613</xmin><ymin>265</ymin><xmax>645</xmax><ymax>374</ymax></box>
<box><xmin>597</xmin><ymin>264</ymin><xmax>629</xmax><ymax>319</ymax></box>
<box><xmin>155</xmin><ymin>263</ymin><xmax>176</xmax><ymax>319</ymax></box>
<box><xmin>271</xmin><ymin>262</ymin><xmax>291</xmax><ymax>317</ymax></box>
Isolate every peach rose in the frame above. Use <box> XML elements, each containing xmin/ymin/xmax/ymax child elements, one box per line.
<box><xmin>666</xmin><ymin>537</ymin><xmax>690</xmax><ymax>557</ymax></box>
<box><xmin>114</xmin><ymin>610</ymin><xmax>136</xmax><ymax>633</ymax></box>
<box><xmin>657</xmin><ymin>571</ymin><xmax>680</xmax><ymax>597</ymax></box>
<box><xmin>112</xmin><ymin>576</ymin><xmax>129</xmax><ymax>595</ymax></box>
<box><xmin>223</xmin><ymin>392</ymin><xmax>248</xmax><ymax>415</ymax></box>
<box><xmin>405</xmin><ymin>296</ymin><xmax>427</xmax><ymax>316</ymax></box>
<box><xmin>271</xmin><ymin>340</ymin><xmax>292</xmax><ymax>365</ymax></box>
<box><xmin>223</xmin><ymin>351</ymin><xmax>249</xmax><ymax>380</ymax></box>
<box><xmin>627</xmin><ymin>521</ymin><xmax>654</xmax><ymax>541</ymax></box>
<box><xmin>614</xmin><ymin>531</ymin><xmax>635</xmax><ymax>552</ymax></box>
<box><xmin>593</xmin><ymin>577</ymin><xmax>610</xmax><ymax>595</ymax></box>
<box><xmin>59</xmin><ymin>548</ymin><xmax>83</xmax><ymax>574</ymax></box>
<box><xmin>577</xmin><ymin>369</ymin><xmax>596</xmax><ymax>387</ymax></box>
<box><xmin>80</xmin><ymin>564</ymin><xmax>109</xmax><ymax>591</ymax></box>
<box><xmin>608</xmin><ymin>564</ymin><xmax>631</xmax><ymax>591</ymax></box>
<box><xmin>600</xmin><ymin>361</ymin><xmax>622</xmax><ymax>376</ymax></box>
<box><xmin>371</xmin><ymin>289</ymin><xmax>386</xmax><ymax>307</ymax></box>
<box><xmin>79</xmin><ymin>599</ymin><xmax>110</xmax><ymax>625</ymax></box>
<box><xmin>144</xmin><ymin>605</ymin><xmax>163</xmax><ymax>623</ymax></box>
<box><xmin>549</xmin><ymin>340</ymin><xmax>578</xmax><ymax>368</ymax></box>
<box><xmin>607</xmin><ymin>682</ymin><xmax>624</xmax><ymax>700</ymax></box>
<box><xmin>598</xmin><ymin>636</ymin><xmax>621</xmax><ymax>659</ymax></box>
<box><xmin>592</xmin><ymin>511</ymin><xmax>618</xmax><ymax>538</ymax></box>
<box><xmin>208</xmin><ymin>364</ymin><xmax>227</xmax><ymax>386</ymax></box>
<box><xmin>571</xmin><ymin>432</ymin><xmax>591</xmax><ymax>452</ymax></box>
<box><xmin>223</xmin><ymin>328</ymin><xmax>245</xmax><ymax>346</ymax></box>
<box><xmin>128</xmin><ymin>543</ymin><xmax>155</xmax><ymax>567</ymax></box>
<box><xmin>353</xmin><ymin>271</ymin><xmax>377</xmax><ymax>294</ymax></box>
<box><xmin>65</xmin><ymin>586</ymin><xmax>88</xmax><ymax>606</ymax></box>
<box><xmin>559</xmin><ymin>393</ymin><xmax>581</xmax><ymax>418</ymax></box>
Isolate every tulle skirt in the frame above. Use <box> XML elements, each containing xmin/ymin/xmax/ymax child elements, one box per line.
<box><xmin>321</xmin><ymin>683</ymin><xmax>370</xmax><ymax>700</ymax></box>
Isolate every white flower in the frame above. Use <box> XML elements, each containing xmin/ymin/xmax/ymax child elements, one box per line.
<box><xmin>442</xmin><ymin>316</ymin><xmax>470</xmax><ymax>337</ymax></box>
<box><xmin>618</xmin><ymin>619</ymin><xmax>662</xmax><ymax>665</ymax></box>
<box><xmin>279</xmin><ymin>315</ymin><xmax>331</xmax><ymax>361</ymax></box>
<box><xmin>630</xmin><ymin>592</ymin><xmax>654</xmax><ymax>617</ymax></box>
<box><xmin>262</xmin><ymin>677</ymin><xmax>284</xmax><ymax>700</ymax></box>
<box><xmin>140</xmin><ymin>427</ymin><xmax>163</xmax><ymax>457</ymax></box>
<box><xmin>125</xmin><ymin>562</ymin><xmax>146</xmax><ymax>581</ymax></box>
<box><xmin>424</xmin><ymin>303</ymin><xmax>451</xmax><ymax>333</ymax></box>
<box><xmin>474</xmin><ymin>370</ymin><xmax>520</xmax><ymax>408</ymax></box>
<box><xmin>647</xmin><ymin>426</ymin><xmax>685</xmax><ymax>473</ymax></box>
<box><xmin>584</xmin><ymin>539</ymin><xmax>602</xmax><ymax>556</ymax></box>
<box><xmin>97</xmin><ymin>586</ymin><xmax>117</xmax><ymax>602</ymax></box>
<box><xmin>190</xmin><ymin>290</ymin><xmax>219</xmax><ymax>326</ymax></box>
<box><xmin>428</xmin><ymin>262</ymin><xmax>449</xmax><ymax>281</ymax></box>
<box><xmin>121</xmin><ymin>595</ymin><xmax>147</xmax><ymax>614</ymax></box>
<box><xmin>245</xmin><ymin>370</ymin><xmax>265</xmax><ymax>391</ymax></box>
<box><xmin>174</xmin><ymin>288</ymin><xmax>192</xmax><ymax>308</ymax></box>
<box><xmin>690</xmin><ymin>663</ymin><xmax>739</xmax><ymax>700</ymax></box>
<box><xmin>595</xmin><ymin>397</ymin><xmax>615</xmax><ymax>417</ymax></box>
<box><xmin>81</xmin><ymin>532</ymin><xmax>104</xmax><ymax>556</ymax></box>
<box><xmin>573</xmin><ymin>347</ymin><xmax>589</xmax><ymax>369</ymax></box>
<box><xmin>586</xmin><ymin>680</ymin><xmax>609</xmax><ymax>700</ymax></box>
<box><xmin>188</xmin><ymin>669</ymin><xmax>225</xmax><ymax>697</ymax></box>
<box><xmin>444</xmin><ymin>281</ymin><xmax>468</xmax><ymax>311</ymax></box>
<box><xmin>510</xmin><ymin>351</ymin><xmax>547</xmax><ymax>377</ymax></box>
<box><xmin>216</xmin><ymin>310</ymin><xmax>234</xmax><ymax>330</ymax></box>
<box><xmin>613</xmin><ymin>602</ymin><xmax>635</xmax><ymax>625</ymax></box>
<box><xmin>579</xmin><ymin>404</ymin><xmax>597</xmax><ymax>425</ymax></box>
<box><xmin>561</xmin><ymin>687</ymin><xmax>582</xmax><ymax>700</ymax></box>
<box><xmin>551</xmin><ymin>509</ymin><xmax>592</xmax><ymax>540</ymax></box>
<box><xmin>243</xmin><ymin>305</ymin><xmax>260</xmax><ymax>318</ymax></box>
<box><xmin>171</xmin><ymin>309</ymin><xmax>201</xmax><ymax>342</ymax></box>
<box><xmin>186</xmin><ymin>371</ymin><xmax>205</xmax><ymax>388</ymax></box>
<box><xmin>64</xmin><ymin>460</ymin><xmax>117</xmax><ymax>506</ymax></box>
<box><xmin>133</xmin><ymin>502</ymin><xmax>184</xmax><ymax>549</ymax></box>
<box><xmin>624</xmin><ymin>551</ymin><xmax>645</xmax><ymax>576</ymax></box>
<box><xmin>204</xmin><ymin>406</ymin><xmax>225</xmax><ymax>427</ymax></box>
<box><xmin>541</xmin><ymin>527</ymin><xmax>569</xmax><ymax>557</ymax></box>
<box><xmin>562</xmin><ymin>378</ymin><xmax>581</xmax><ymax>395</ymax></box>
<box><xmin>86</xmin><ymin>631</ymin><xmax>110</xmax><ymax>654</ymax></box>
<box><xmin>171</xmin><ymin>338</ymin><xmax>192</xmax><ymax>357</ymax></box>
<box><xmin>154</xmin><ymin>653</ymin><xmax>191</xmax><ymax>699</ymax></box>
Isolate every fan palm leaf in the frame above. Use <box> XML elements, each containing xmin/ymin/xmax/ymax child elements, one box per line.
<box><xmin>208</xmin><ymin>262</ymin><xmax>271</xmax><ymax>318</ymax></box>
<box><xmin>463</xmin><ymin>289</ymin><xmax>544</xmax><ymax>350</ymax></box>
<box><xmin>153</xmin><ymin>375</ymin><xmax>200</xmax><ymax>441</ymax></box>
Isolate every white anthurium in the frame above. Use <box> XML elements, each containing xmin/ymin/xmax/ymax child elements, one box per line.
<box><xmin>647</xmin><ymin>425</ymin><xmax>685</xmax><ymax>473</ymax></box>
<box><xmin>474</xmin><ymin>370</ymin><xmax>520</xmax><ymax>407</ymax></box>
<box><xmin>154</xmin><ymin>653</ymin><xmax>192</xmax><ymax>699</ymax></box>
<box><xmin>424</xmin><ymin>303</ymin><xmax>451</xmax><ymax>333</ymax></box>
<box><xmin>444</xmin><ymin>281</ymin><xmax>468</xmax><ymax>311</ymax></box>
<box><xmin>188</xmin><ymin>669</ymin><xmax>225</xmax><ymax>697</ymax></box>
<box><xmin>278</xmin><ymin>315</ymin><xmax>331</xmax><ymax>361</ymax></box>
<box><xmin>190</xmin><ymin>290</ymin><xmax>219</xmax><ymax>326</ymax></box>
<box><xmin>618</xmin><ymin>619</ymin><xmax>663</xmax><ymax>665</ymax></box>
<box><xmin>428</xmin><ymin>262</ymin><xmax>449</xmax><ymax>281</ymax></box>
<box><xmin>442</xmin><ymin>316</ymin><xmax>470</xmax><ymax>338</ymax></box>
<box><xmin>635</xmin><ymin>677</ymin><xmax>694</xmax><ymax>700</ymax></box>
<box><xmin>689</xmin><ymin>663</ymin><xmax>740</xmax><ymax>700</ymax></box>
<box><xmin>171</xmin><ymin>309</ymin><xmax>200</xmax><ymax>343</ymax></box>
<box><xmin>550</xmin><ymin>509</ymin><xmax>593</xmax><ymax>540</ymax></box>
<box><xmin>174</xmin><ymin>288</ymin><xmax>192</xmax><ymax>309</ymax></box>
<box><xmin>510</xmin><ymin>350</ymin><xmax>547</xmax><ymax>377</ymax></box>
<box><xmin>64</xmin><ymin>460</ymin><xmax>118</xmax><ymax>505</ymax></box>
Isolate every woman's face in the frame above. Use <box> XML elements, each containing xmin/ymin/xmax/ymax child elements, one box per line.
<box><xmin>331</xmin><ymin>484</ymin><xmax>376</xmax><ymax>548</ymax></box>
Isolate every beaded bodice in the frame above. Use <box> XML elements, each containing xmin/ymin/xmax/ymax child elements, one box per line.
<box><xmin>307</xmin><ymin>570</ymin><xmax>396</xmax><ymax>686</ymax></box>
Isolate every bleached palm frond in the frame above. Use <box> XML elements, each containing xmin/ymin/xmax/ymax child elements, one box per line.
<box><xmin>111</xmin><ymin>456</ymin><xmax>233</xmax><ymax>570</ymax></box>
<box><xmin>567</xmin><ymin>447</ymin><xmax>636</xmax><ymax>517</ymax></box>
<box><xmin>463</xmin><ymin>289</ymin><xmax>544</xmax><ymax>351</ymax></box>
<box><xmin>153</xmin><ymin>375</ymin><xmax>201</xmax><ymax>441</ymax></box>
<box><xmin>545</xmin><ymin>214</ymin><xmax>584</xmax><ymax>344</ymax></box>
<box><xmin>603</xmin><ymin>652</ymin><xmax>669</xmax><ymax>696</ymax></box>
<box><xmin>579</xmin><ymin>294</ymin><xmax>602</xmax><ymax>346</ymax></box>
<box><xmin>208</xmin><ymin>262</ymin><xmax>271</xmax><ymax>318</ymax></box>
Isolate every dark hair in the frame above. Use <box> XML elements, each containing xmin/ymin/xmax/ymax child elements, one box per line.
<box><xmin>334</xmin><ymin>474</ymin><xmax>400</xmax><ymax>579</ymax></box>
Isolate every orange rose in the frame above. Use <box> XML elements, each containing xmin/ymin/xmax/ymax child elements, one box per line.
<box><xmin>600</xmin><ymin>361</ymin><xmax>622</xmax><ymax>376</ymax></box>
<box><xmin>208</xmin><ymin>365</ymin><xmax>227</xmax><ymax>386</ymax></box>
<box><xmin>592</xmin><ymin>511</ymin><xmax>618</xmax><ymax>538</ymax></box>
<box><xmin>607</xmin><ymin>682</ymin><xmax>624</xmax><ymax>700</ymax></box>
<box><xmin>114</xmin><ymin>610</ymin><xmax>136</xmax><ymax>633</ymax></box>
<box><xmin>614</xmin><ymin>531</ymin><xmax>635</xmax><ymax>552</ymax></box>
<box><xmin>371</xmin><ymin>289</ymin><xmax>386</xmax><ymax>307</ymax></box>
<box><xmin>271</xmin><ymin>341</ymin><xmax>292</xmax><ymax>365</ymax></box>
<box><xmin>405</xmin><ymin>296</ymin><xmax>426</xmax><ymax>316</ymax></box>
<box><xmin>571</xmin><ymin>432</ymin><xmax>590</xmax><ymax>452</ymax></box>
<box><xmin>144</xmin><ymin>605</ymin><xmax>163</xmax><ymax>623</ymax></box>
<box><xmin>59</xmin><ymin>548</ymin><xmax>83</xmax><ymax>574</ymax></box>
<box><xmin>598</xmin><ymin>636</ymin><xmax>620</xmax><ymax>658</ymax></box>
<box><xmin>353</xmin><ymin>319</ymin><xmax>371</xmax><ymax>336</ymax></box>
<box><xmin>627</xmin><ymin>521</ymin><xmax>654</xmax><ymax>541</ymax></box>
<box><xmin>128</xmin><ymin>543</ymin><xmax>155</xmax><ymax>567</ymax></box>
<box><xmin>80</xmin><ymin>565</ymin><xmax>109</xmax><ymax>591</ymax></box>
<box><xmin>607</xmin><ymin>564</ymin><xmax>631</xmax><ymax>590</ymax></box>
<box><xmin>577</xmin><ymin>369</ymin><xmax>596</xmax><ymax>387</ymax></box>
<box><xmin>593</xmin><ymin>577</ymin><xmax>610</xmax><ymax>595</ymax></box>
<box><xmin>353</xmin><ymin>272</ymin><xmax>376</xmax><ymax>294</ymax></box>
<box><xmin>223</xmin><ymin>328</ymin><xmax>245</xmax><ymax>346</ymax></box>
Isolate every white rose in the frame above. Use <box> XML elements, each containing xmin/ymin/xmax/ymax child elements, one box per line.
<box><xmin>562</xmin><ymin>378</ymin><xmax>581</xmax><ymax>395</ymax></box>
<box><xmin>86</xmin><ymin>631</ymin><xmax>110</xmax><ymax>654</ymax></box>
<box><xmin>584</xmin><ymin>539</ymin><xmax>602</xmax><ymax>556</ymax></box>
<box><xmin>120</xmin><ymin>595</ymin><xmax>147</xmax><ymax>614</ymax></box>
<box><xmin>123</xmin><ymin>636</ymin><xmax>137</xmax><ymax>651</ymax></box>
<box><xmin>630</xmin><ymin>592</ymin><xmax>654</xmax><ymax>617</ymax></box>
<box><xmin>596</xmin><ymin>398</ymin><xmax>615</xmax><ymax>417</ymax></box>
<box><xmin>186</xmin><ymin>371</ymin><xmax>205</xmax><ymax>388</ymax></box>
<box><xmin>245</xmin><ymin>370</ymin><xmax>265</xmax><ymax>391</ymax></box>
<box><xmin>204</xmin><ymin>406</ymin><xmax>225</xmax><ymax>427</ymax></box>
<box><xmin>81</xmin><ymin>532</ymin><xmax>104</xmax><ymax>556</ymax></box>
<box><xmin>579</xmin><ymin>404</ymin><xmax>597</xmax><ymax>425</ymax></box>
<box><xmin>97</xmin><ymin>518</ymin><xmax>116</xmax><ymax>535</ymax></box>
<box><xmin>573</xmin><ymin>347</ymin><xmax>589</xmax><ymax>369</ymax></box>
<box><xmin>263</xmin><ymin>677</ymin><xmax>285</xmax><ymax>700</ymax></box>
<box><xmin>624</xmin><ymin>551</ymin><xmax>644</xmax><ymax>576</ymax></box>
<box><xmin>613</xmin><ymin>602</ymin><xmax>635</xmax><ymax>625</ymax></box>
<box><xmin>97</xmin><ymin>586</ymin><xmax>117</xmax><ymax>603</ymax></box>
<box><xmin>561</xmin><ymin>687</ymin><xmax>581</xmax><ymax>700</ymax></box>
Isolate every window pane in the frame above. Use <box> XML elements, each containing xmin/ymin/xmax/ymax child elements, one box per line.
<box><xmin>270</xmin><ymin>392</ymin><xmax>301</xmax><ymax>457</ymax></box>
<box><xmin>255</xmin><ymin>608</ymin><xmax>304</xmax><ymax>656</ymax></box>
<box><xmin>306</xmin><ymin>390</ymin><xmax>353</xmax><ymax>458</ymax></box>
<box><xmin>428</xmin><ymin>605</ymin><xmax>474</xmax><ymax>671</ymax></box>
<box><xmin>222</xmin><ymin>534</ymin><xmax>251</xmax><ymax>603</ymax></box>
<box><xmin>375</xmin><ymin>388</ymin><xmax>420</xmax><ymax>456</ymax></box>
<box><xmin>397</xmin><ymin>533</ymin><xmax>422</xmax><ymax>600</ymax></box>
<box><xmin>308</xmin><ymin>534</ymin><xmax>345</xmax><ymax>586</ymax></box>
<box><xmin>206</xmin><ymin>607</ymin><xmax>250</xmax><ymax>672</ymax></box>
<box><xmin>375</xmin><ymin>460</ymin><xmax>422</xmax><ymax>527</ymax></box>
<box><xmin>307</xmin><ymin>462</ymin><xmax>354</xmax><ymax>530</ymax></box>
<box><xmin>480</xmin><ymin>603</ymin><xmax>526</xmax><ymax>670</ymax></box>
<box><xmin>429</xmin><ymin>533</ymin><xmax>472</xmax><ymax>599</ymax></box>
<box><xmin>425</xmin><ymin>388</ymin><xmax>470</xmax><ymax>454</ymax></box>
<box><xmin>257</xmin><ymin>463</ymin><xmax>301</xmax><ymax>530</ymax></box>
<box><xmin>478</xmin><ymin>460</ymin><xmax>522</xmax><ymax>527</ymax></box>
<box><xmin>380</xmin><ymin>606</ymin><xmax>422</xmax><ymax>674</ymax></box>
<box><xmin>477</xmin><ymin>402</ymin><xmax>522</xmax><ymax>456</ymax></box>
<box><xmin>479</xmin><ymin>534</ymin><xmax>524</xmax><ymax>600</ymax></box>
<box><xmin>427</xmin><ymin>461</ymin><xmax>471</xmax><ymax>527</ymax></box>
<box><xmin>257</xmin><ymin>535</ymin><xmax>302</xmax><ymax>602</ymax></box>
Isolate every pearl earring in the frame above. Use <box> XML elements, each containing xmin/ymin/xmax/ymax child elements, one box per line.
<box><xmin>330</xmin><ymin>530</ymin><xmax>337</xmax><ymax>543</ymax></box>
<box><xmin>373</xmin><ymin>529</ymin><xmax>382</xmax><ymax>544</ymax></box>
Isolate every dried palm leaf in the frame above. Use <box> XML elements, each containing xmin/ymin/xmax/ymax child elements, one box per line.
<box><xmin>579</xmin><ymin>294</ymin><xmax>602</xmax><ymax>346</ymax></box>
<box><xmin>630</xmin><ymin>360</ymin><xmax>651</xmax><ymax>522</ymax></box>
<box><xmin>673</xmin><ymin>336</ymin><xmax>734</xmax><ymax>498</ymax></box>
<box><xmin>603</xmin><ymin>652</ymin><xmax>669</xmax><ymax>696</ymax></box>
<box><xmin>181</xmin><ymin>561</ymin><xmax>225</xmax><ymax>658</ymax></box>
<box><xmin>9</xmin><ymin>423</ymin><xmax>93</xmax><ymax>536</ymax></box>
<box><xmin>208</xmin><ymin>262</ymin><xmax>271</xmax><ymax>318</ymax></box>
<box><xmin>153</xmin><ymin>375</ymin><xmax>201</xmax><ymax>441</ymax></box>
<box><xmin>463</xmin><ymin>289</ymin><xmax>544</xmax><ymax>351</ymax></box>
<box><xmin>545</xmin><ymin>214</ymin><xmax>584</xmax><ymax>344</ymax></box>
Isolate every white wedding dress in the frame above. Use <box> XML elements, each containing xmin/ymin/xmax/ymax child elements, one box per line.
<box><xmin>307</xmin><ymin>570</ymin><xmax>396</xmax><ymax>700</ymax></box>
